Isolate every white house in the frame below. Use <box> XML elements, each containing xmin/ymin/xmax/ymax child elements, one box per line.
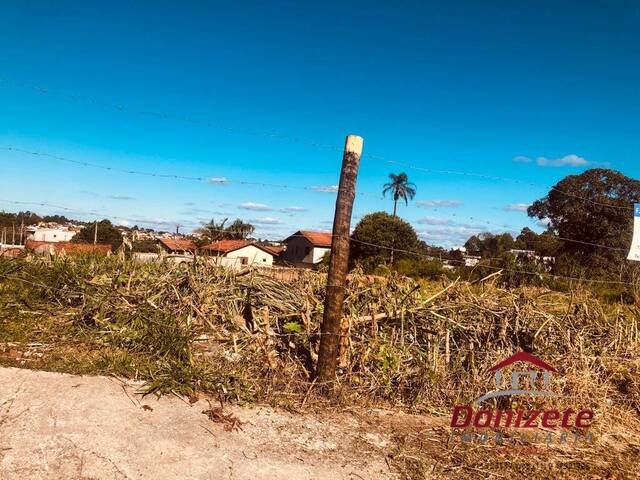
<box><xmin>201</xmin><ymin>239</ymin><xmax>279</xmax><ymax>267</ymax></box>
<box><xmin>26</xmin><ymin>227</ymin><xmax>76</xmax><ymax>243</ymax></box>
<box><xmin>280</xmin><ymin>230</ymin><xmax>332</xmax><ymax>266</ymax></box>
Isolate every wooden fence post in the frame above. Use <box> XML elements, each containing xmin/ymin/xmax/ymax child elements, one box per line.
<box><xmin>316</xmin><ymin>134</ymin><xmax>363</xmax><ymax>385</ymax></box>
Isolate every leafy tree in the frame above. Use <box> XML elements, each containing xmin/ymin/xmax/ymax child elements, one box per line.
<box><xmin>528</xmin><ymin>168</ymin><xmax>640</xmax><ymax>272</ymax></box>
<box><xmin>514</xmin><ymin>227</ymin><xmax>560</xmax><ymax>257</ymax></box>
<box><xmin>464</xmin><ymin>232</ymin><xmax>515</xmax><ymax>258</ymax></box>
<box><xmin>382</xmin><ymin>173</ymin><xmax>416</xmax><ymax>217</ymax></box>
<box><xmin>395</xmin><ymin>258</ymin><xmax>444</xmax><ymax>279</ymax></box>
<box><xmin>72</xmin><ymin>219</ymin><xmax>123</xmax><ymax>248</ymax></box>
<box><xmin>350</xmin><ymin>212</ymin><xmax>418</xmax><ymax>271</ymax></box>
<box><xmin>195</xmin><ymin>218</ymin><xmax>256</xmax><ymax>243</ymax></box>
<box><xmin>226</xmin><ymin>218</ymin><xmax>255</xmax><ymax>240</ymax></box>
<box><xmin>131</xmin><ymin>239</ymin><xmax>160</xmax><ymax>253</ymax></box>
<box><xmin>195</xmin><ymin>218</ymin><xmax>228</xmax><ymax>243</ymax></box>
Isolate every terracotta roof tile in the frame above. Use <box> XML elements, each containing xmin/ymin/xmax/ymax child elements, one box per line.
<box><xmin>286</xmin><ymin>230</ymin><xmax>333</xmax><ymax>247</ymax></box>
<box><xmin>263</xmin><ymin>245</ymin><xmax>285</xmax><ymax>255</ymax></box>
<box><xmin>202</xmin><ymin>239</ymin><xmax>251</xmax><ymax>253</ymax></box>
<box><xmin>158</xmin><ymin>238</ymin><xmax>197</xmax><ymax>252</ymax></box>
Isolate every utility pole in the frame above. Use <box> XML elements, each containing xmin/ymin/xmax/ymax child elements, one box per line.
<box><xmin>94</xmin><ymin>221</ymin><xmax>98</xmax><ymax>245</ymax></box>
<box><xmin>12</xmin><ymin>223</ymin><xmax>15</xmax><ymax>245</ymax></box>
<box><xmin>316</xmin><ymin>134</ymin><xmax>363</xmax><ymax>385</ymax></box>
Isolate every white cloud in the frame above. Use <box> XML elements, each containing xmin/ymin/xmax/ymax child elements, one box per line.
<box><xmin>536</xmin><ymin>218</ymin><xmax>551</xmax><ymax>227</ymax></box>
<box><xmin>109</xmin><ymin>195</ymin><xmax>133</xmax><ymax>200</ymax></box>
<box><xmin>279</xmin><ymin>206</ymin><xmax>307</xmax><ymax>213</ymax></box>
<box><xmin>504</xmin><ymin>203</ymin><xmax>530</xmax><ymax>212</ymax></box>
<box><xmin>118</xmin><ymin>219</ymin><xmax>130</xmax><ymax>226</ymax></box>
<box><xmin>417</xmin><ymin>216</ymin><xmax>453</xmax><ymax>226</ymax></box>
<box><xmin>514</xmin><ymin>154</ymin><xmax>607</xmax><ymax>168</ymax></box>
<box><xmin>239</xmin><ymin>202</ymin><xmax>272</xmax><ymax>211</ymax></box>
<box><xmin>310</xmin><ymin>185</ymin><xmax>339</xmax><ymax>193</ymax></box>
<box><xmin>416</xmin><ymin>199</ymin><xmax>462</xmax><ymax>208</ymax></box>
<box><xmin>207</xmin><ymin>177</ymin><xmax>229</xmax><ymax>184</ymax></box>
<box><xmin>536</xmin><ymin>154</ymin><xmax>591</xmax><ymax>167</ymax></box>
<box><xmin>250</xmin><ymin>217</ymin><xmax>281</xmax><ymax>225</ymax></box>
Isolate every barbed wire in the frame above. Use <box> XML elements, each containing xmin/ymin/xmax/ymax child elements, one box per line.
<box><xmin>1</xmin><ymin>197</ymin><xmax>636</xmax><ymax>286</ymax></box>
<box><xmin>1</xmin><ymin>145</ymin><xmax>635</xmax><ymax>254</ymax></box>
<box><xmin>428</xmin><ymin>212</ymin><xmax>629</xmax><ymax>252</ymax></box>
<box><xmin>382</xmin><ymin>159</ymin><xmax>635</xmax><ymax>211</ymax></box>
<box><xmin>0</xmin><ymin>146</ymin><xmax>383</xmax><ymax>200</ymax></box>
<box><xmin>348</xmin><ymin>238</ymin><xmax>636</xmax><ymax>286</ymax></box>
<box><xmin>1</xmin><ymin>77</ymin><xmax>637</xmax><ymax>211</ymax></box>
<box><xmin>0</xmin><ymin>77</ymin><xmax>343</xmax><ymax>153</ymax></box>
<box><xmin>1</xmin><ymin>196</ymin><xmax>629</xmax><ymax>256</ymax></box>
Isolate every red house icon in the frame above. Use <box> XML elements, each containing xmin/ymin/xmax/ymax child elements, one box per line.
<box><xmin>487</xmin><ymin>351</ymin><xmax>556</xmax><ymax>374</ymax></box>
<box><xmin>476</xmin><ymin>351</ymin><xmax>557</xmax><ymax>404</ymax></box>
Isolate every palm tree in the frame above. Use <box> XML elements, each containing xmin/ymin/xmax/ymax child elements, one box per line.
<box><xmin>196</xmin><ymin>218</ymin><xmax>228</xmax><ymax>243</ymax></box>
<box><xmin>226</xmin><ymin>218</ymin><xmax>255</xmax><ymax>240</ymax></box>
<box><xmin>383</xmin><ymin>173</ymin><xmax>416</xmax><ymax>217</ymax></box>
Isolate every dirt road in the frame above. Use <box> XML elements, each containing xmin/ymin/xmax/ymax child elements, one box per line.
<box><xmin>0</xmin><ymin>367</ymin><xmax>413</xmax><ymax>479</ymax></box>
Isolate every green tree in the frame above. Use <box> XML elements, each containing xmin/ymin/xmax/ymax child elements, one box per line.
<box><xmin>131</xmin><ymin>239</ymin><xmax>160</xmax><ymax>253</ymax></box>
<box><xmin>528</xmin><ymin>168</ymin><xmax>640</xmax><ymax>272</ymax></box>
<box><xmin>382</xmin><ymin>173</ymin><xmax>416</xmax><ymax>217</ymax></box>
<box><xmin>350</xmin><ymin>212</ymin><xmax>419</xmax><ymax>271</ymax></box>
<box><xmin>195</xmin><ymin>218</ymin><xmax>255</xmax><ymax>243</ymax></box>
<box><xmin>514</xmin><ymin>227</ymin><xmax>560</xmax><ymax>257</ymax></box>
<box><xmin>72</xmin><ymin>219</ymin><xmax>123</xmax><ymax>248</ymax></box>
<box><xmin>226</xmin><ymin>218</ymin><xmax>255</xmax><ymax>240</ymax></box>
<box><xmin>464</xmin><ymin>232</ymin><xmax>515</xmax><ymax>258</ymax></box>
<box><xmin>195</xmin><ymin>218</ymin><xmax>228</xmax><ymax>243</ymax></box>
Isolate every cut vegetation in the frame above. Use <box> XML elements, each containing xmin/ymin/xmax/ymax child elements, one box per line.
<box><xmin>1</xmin><ymin>254</ymin><xmax>639</xmax><ymax>478</ymax></box>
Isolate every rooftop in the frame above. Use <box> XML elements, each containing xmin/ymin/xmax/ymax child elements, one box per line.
<box><xmin>286</xmin><ymin>230</ymin><xmax>333</xmax><ymax>247</ymax></box>
<box><xmin>158</xmin><ymin>238</ymin><xmax>197</xmax><ymax>251</ymax></box>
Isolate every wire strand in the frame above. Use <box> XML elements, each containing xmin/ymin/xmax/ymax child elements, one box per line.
<box><xmin>1</xmin><ymin>77</ymin><xmax>636</xmax><ymax>211</ymax></box>
<box><xmin>1</xmin><ymin>146</ymin><xmax>382</xmax><ymax>199</ymax></box>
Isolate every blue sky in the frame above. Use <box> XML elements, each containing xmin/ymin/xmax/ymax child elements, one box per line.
<box><xmin>1</xmin><ymin>1</ymin><xmax>639</xmax><ymax>247</ymax></box>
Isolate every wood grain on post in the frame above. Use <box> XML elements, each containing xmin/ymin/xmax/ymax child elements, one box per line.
<box><xmin>316</xmin><ymin>134</ymin><xmax>363</xmax><ymax>386</ymax></box>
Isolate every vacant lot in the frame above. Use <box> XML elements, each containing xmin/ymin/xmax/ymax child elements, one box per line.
<box><xmin>1</xmin><ymin>255</ymin><xmax>639</xmax><ymax>478</ymax></box>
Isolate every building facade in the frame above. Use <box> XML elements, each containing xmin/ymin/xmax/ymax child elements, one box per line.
<box><xmin>201</xmin><ymin>239</ymin><xmax>277</xmax><ymax>267</ymax></box>
<box><xmin>280</xmin><ymin>230</ymin><xmax>332</xmax><ymax>266</ymax></box>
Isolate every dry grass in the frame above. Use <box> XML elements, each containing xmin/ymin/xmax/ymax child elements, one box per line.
<box><xmin>1</xmin><ymin>254</ymin><xmax>639</xmax><ymax>478</ymax></box>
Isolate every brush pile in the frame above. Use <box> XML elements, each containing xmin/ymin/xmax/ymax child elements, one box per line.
<box><xmin>1</xmin><ymin>255</ymin><xmax>639</xmax><ymax>415</ymax></box>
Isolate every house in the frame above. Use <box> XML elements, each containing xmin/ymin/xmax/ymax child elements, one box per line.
<box><xmin>201</xmin><ymin>239</ymin><xmax>277</xmax><ymax>267</ymax></box>
<box><xmin>157</xmin><ymin>238</ymin><xmax>197</xmax><ymax>255</ymax></box>
<box><xmin>280</xmin><ymin>230</ymin><xmax>332</xmax><ymax>266</ymax></box>
<box><xmin>508</xmin><ymin>249</ymin><xmax>555</xmax><ymax>268</ymax></box>
<box><xmin>463</xmin><ymin>255</ymin><xmax>481</xmax><ymax>267</ymax></box>
<box><xmin>26</xmin><ymin>226</ymin><xmax>76</xmax><ymax>243</ymax></box>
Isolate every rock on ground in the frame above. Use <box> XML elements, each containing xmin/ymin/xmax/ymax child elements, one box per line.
<box><xmin>0</xmin><ymin>367</ymin><xmax>401</xmax><ymax>479</ymax></box>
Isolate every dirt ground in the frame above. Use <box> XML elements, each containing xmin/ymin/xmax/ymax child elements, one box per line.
<box><xmin>0</xmin><ymin>366</ymin><xmax>430</xmax><ymax>479</ymax></box>
<box><xmin>1</xmin><ymin>366</ymin><xmax>638</xmax><ymax>479</ymax></box>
